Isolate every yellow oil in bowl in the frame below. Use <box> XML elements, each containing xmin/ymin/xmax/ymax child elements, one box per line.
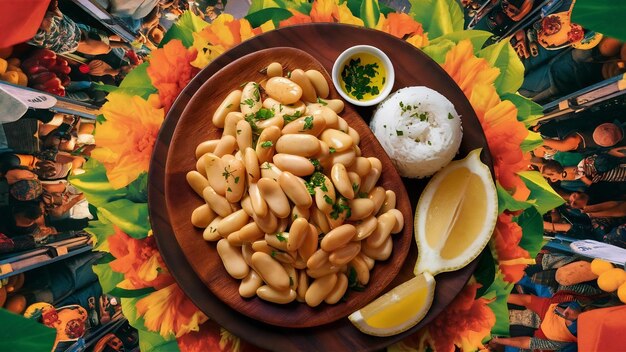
<box><xmin>339</xmin><ymin>52</ymin><xmax>387</xmax><ymax>102</ymax></box>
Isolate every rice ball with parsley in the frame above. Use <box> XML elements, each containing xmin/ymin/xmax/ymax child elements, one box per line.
<box><xmin>369</xmin><ymin>86</ymin><xmax>462</xmax><ymax>178</ymax></box>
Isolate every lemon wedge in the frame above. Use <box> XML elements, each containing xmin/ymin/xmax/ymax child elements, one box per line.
<box><xmin>414</xmin><ymin>148</ymin><xmax>497</xmax><ymax>276</ymax></box>
<box><xmin>348</xmin><ymin>272</ymin><xmax>435</xmax><ymax>336</ymax></box>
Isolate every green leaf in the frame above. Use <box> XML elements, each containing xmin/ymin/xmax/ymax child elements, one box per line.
<box><xmin>501</xmin><ymin>93</ymin><xmax>544</xmax><ymax>128</ymax></box>
<box><xmin>159</xmin><ymin>23</ymin><xmax>195</xmax><ymax>48</ymax></box>
<box><xmin>138</xmin><ymin>329</ymin><xmax>179</xmax><ymax>352</ymax></box>
<box><xmin>427</xmin><ymin>29</ymin><xmax>493</xmax><ymax>52</ymax></box>
<box><xmin>515</xmin><ymin>207</ymin><xmax>544</xmax><ymax>258</ymax></box>
<box><xmin>108</xmin><ymin>286</ymin><xmax>156</xmax><ymax>298</ymax></box>
<box><xmin>99</xmin><ymin>199</ymin><xmax>150</xmax><ymax>239</ymax></box>
<box><xmin>422</xmin><ymin>38</ymin><xmax>456</xmax><ymax>64</ymax></box>
<box><xmin>126</xmin><ymin>172</ymin><xmax>148</xmax><ymax>203</ymax></box>
<box><xmin>477</xmin><ymin>40</ymin><xmax>525</xmax><ymax>95</ymax></box>
<box><xmin>249</xmin><ymin>0</ymin><xmax>311</xmax><ymax>14</ymax></box>
<box><xmin>95</xmin><ymin>252</ymin><xmax>116</xmax><ymax>264</ymax></box>
<box><xmin>245</xmin><ymin>8</ymin><xmax>293</xmax><ymax>27</ymax></box>
<box><xmin>0</xmin><ymin>310</ymin><xmax>56</xmax><ymax>352</ymax></box>
<box><xmin>497</xmin><ymin>182</ymin><xmax>532</xmax><ymax>214</ymax></box>
<box><xmin>360</xmin><ymin>0</ymin><xmax>381</xmax><ymax>28</ymax></box>
<box><xmin>518</xmin><ymin>171</ymin><xmax>565</xmax><ymax>215</ymax></box>
<box><xmin>92</xmin><ymin>83</ymin><xmax>156</xmax><ymax>100</ymax></box>
<box><xmin>69</xmin><ymin>159</ymin><xmax>127</xmax><ymax>209</ymax></box>
<box><xmin>84</xmin><ymin>215</ymin><xmax>115</xmax><ymax>251</ymax></box>
<box><xmin>118</xmin><ymin>62</ymin><xmax>157</xmax><ymax>96</ymax></box>
<box><xmin>379</xmin><ymin>3</ymin><xmax>396</xmax><ymax>16</ymax></box>
<box><xmin>521</xmin><ymin>130</ymin><xmax>543</xmax><ymax>153</ymax></box>
<box><xmin>121</xmin><ymin>297</ymin><xmax>143</xmax><ymax>329</ymax></box>
<box><xmin>177</xmin><ymin>10</ymin><xmax>209</xmax><ymax>33</ymax></box>
<box><xmin>571</xmin><ymin>0</ymin><xmax>626</xmax><ymax>42</ymax></box>
<box><xmin>408</xmin><ymin>0</ymin><xmax>464</xmax><ymax>39</ymax></box>
<box><xmin>93</xmin><ymin>263</ymin><xmax>124</xmax><ymax>294</ymax></box>
<box><xmin>474</xmin><ymin>250</ymin><xmax>496</xmax><ymax>298</ymax></box>
<box><xmin>347</xmin><ymin>0</ymin><xmax>362</xmax><ymax>17</ymax></box>
<box><xmin>483</xmin><ymin>273</ymin><xmax>514</xmax><ymax>336</ymax></box>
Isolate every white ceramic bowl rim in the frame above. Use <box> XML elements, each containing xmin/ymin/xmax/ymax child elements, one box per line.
<box><xmin>331</xmin><ymin>45</ymin><xmax>395</xmax><ymax>107</ymax></box>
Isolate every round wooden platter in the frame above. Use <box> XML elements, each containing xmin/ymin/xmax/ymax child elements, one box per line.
<box><xmin>149</xmin><ymin>23</ymin><xmax>493</xmax><ymax>351</ymax></box>
<box><xmin>163</xmin><ymin>46</ymin><xmax>414</xmax><ymax>328</ymax></box>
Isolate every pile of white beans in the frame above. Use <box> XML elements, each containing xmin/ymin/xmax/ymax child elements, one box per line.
<box><xmin>187</xmin><ymin>62</ymin><xmax>404</xmax><ymax>307</ymax></box>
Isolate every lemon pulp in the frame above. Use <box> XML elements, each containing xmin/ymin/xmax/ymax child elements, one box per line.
<box><xmin>415</xmin><ymin>149</ymin><xmax>498</xmax><ymax>275</ymax></box>
<box><xmin>348</xmin><ymin>272</ymin><xmax>435</xmax><ymax>336</ymax></box>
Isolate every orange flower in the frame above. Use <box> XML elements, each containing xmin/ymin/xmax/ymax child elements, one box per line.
<box><xmin>147</xmin><ymin>39</ymin><xmax>198</xmax><ymax>112</ymax></box>
<box><xmin>380</xmin><ymin>13</ymin><xmax>425</xmax><ymax>39</ymax></box>
<box><xmin>91</xmin><ymin>93</ymin><xmax>164</xmax><ymax>189</ymax></box>
<box><xmin>107</xmin><ymin>227</ymin><xmax>174</xmax><ymax>289</ymax></box>
<box><xmin>333</xmin><ymin>2</ymin><xmax>364</xmax><ymax>26</ymax></box>
<box><xmin>442</xmin><ymin>40</ymin><xmax>530</xmax><ymax>201</ymax></box>
<box><xmin>493</xmin><ymin>213</ymin><xmax>534</xmax><ymax>282</ymax></box>
<box><xmin>310</xmin><ymin>0</ymin><xmax>335</xmax><ymax>22</ymax></box>
<box><xmin>394</xmin><ymin>283</ymin><xmax>495</xmax><ymax>352</ymax></box>
<box><xmin>136</xmin><ymin>283</ymin><xmax>209</xmax><ymax>338</ymax></box>
<box><xmin>279</xmin><ymin>9</ymin><xmax>312</xmax><ymax>27</ymax></box>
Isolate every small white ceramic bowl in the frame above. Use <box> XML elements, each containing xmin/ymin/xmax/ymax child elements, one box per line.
<box><xmin>331</xmin><ymin>45</ymin><xmax>395</xmax><ymax>107</ymax></box>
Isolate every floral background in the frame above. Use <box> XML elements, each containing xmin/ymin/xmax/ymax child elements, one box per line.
<box><xmin>64</xmin><ymin>0</ymin><xmax>566</xmax><ymax>351</ymax></box>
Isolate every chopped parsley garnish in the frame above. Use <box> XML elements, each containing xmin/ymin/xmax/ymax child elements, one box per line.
<box><xmin>427</xmin><ymin>141</ymin><xmax>432</xmax><ymax>145</ymax></box>
<box><xmin>260</xmin><ymin>162</ymin><xmax>272</xmax><ymax>170</ymax></box>
<box><xmin>410</xmin><ymin>112</ymin><xmax>428</xmax><ymax>121</ymax></box>
<box><xmin>286</xmin><ymin>71</ymin><xmax>292</xmax><ymax>78</ymax></box>
<box><xmin>352</xmin><ymin>183</ymin><xmax>359</xmax><ymax>192</ymax></box>
<box><xmin>242</xmin><ymin>98</ymin><xmax>255</xmax><ymax>108</ymax></box>
<box><xmin>448</xmin><ymin>113</ymin><xmax>455</xmax><ymax>119</ymax></box>
<box><xmin>302</xmin><ymin>116</ymin><xmax>314</xmax><ymax>130</ymax></box>
<box><xmin>283</xmin><ymin>110</ymin><xmax>302</xmax><ymax>124</ymax></box>
<box><xmin>236</xmin><ymin>129</ymin><xmax>242</xmax><ymax>135</ymax></box>
<box><xmin>289</xmin><ymin>276</ymin><xmax>294</xmax><ymax>286</ymax></box>
<box><xmin>396</xmin><ymin>130</ymin><xmax>404</xmax><ymax>136</ymax></box>
<box><xmin>260</xmin><ymin>141</ymin><xmax>273</xmax><ymax>148</ymax></box>
<box><xmin>306</xmin><ymin>172</ymin><xmax>327</xmax><ymax>195</ymax></box>
<box><xmin>330</xmin><ymin>196</ymin><xmax>351</xmax><ymax>220</ymax></box>
<box><xmin>252</xmin><ymin>83</ymin><xmax>260</xmax><ymax>101</ymax></box>
<box><xmin>244</xmin><ymin>114</ymin><xmax>259</xmax><ymax>133</ymax></box>
<box><xmin>222</xmin><ymin>167</ymin><xmax>234</xmax><ymax>180</ymax></box>
<box><xmin>329</xmin><ymin>147</ymin><xmax>336</xmax><ymax>153</ymax></box>
<box><xmin>227</xmin><ymin>187</ymin><xmax>232</xmax><ymax>192</ymax></box>
<box><xmin>323</xmin><ymin>194</ymin><xmax>334</xmax><ymax>205</ymax></box>
<box><xmin>271</xmin><ymin>250</ymin><xmax>278</xmax><ymax>258</ymax></box>
<box><xmin>226</xmin><ymin>103</ymin><xmax>233</xmax><ymax>109</ymax></box>
<box><xmin>317</xmin><ymin>97</ymin><xmax>328</xmax><ymax>106</ymax></box>
<box><xmin>234</xmin><ymin>176</ymin><xmax>240</xmax><ymax>184</ymax></box>
<box><xmin>341</xmin><ymin>58</ymin><xmax>380</xmax><ymax>100</ymax></box>
<box><xmin>276</xmin><ymin>233</ymin><xmax>287</xmax><ymax>242</ymax></box>
<box><xmin>357</xmin><ymin>192</ymin><xmax>368</xmax><ymax>198</ymax></box>
<box><xmin>347</xmin><ymin>267</ymin><xmax>365</xmax><ymax>292</ymax></box>
<box><xmin>310</xmin><ymin>158</ymin><xmax>323</xmax><ymax>172</ymax></box>
<box><xmin>255</xmin><ymin>108</ymin><xmax>274</xmax><ymax>120</ymax></box>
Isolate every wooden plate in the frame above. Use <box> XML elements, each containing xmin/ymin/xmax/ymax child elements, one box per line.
<box><xmin>162</xmin><ymin>47</ymin><xmax>413</xmax><ymax>328</ymax></box>
<box><xmin>149</xmin><ymin>23</ymin><xmax>493</xmax><ymax>351</ymax></box>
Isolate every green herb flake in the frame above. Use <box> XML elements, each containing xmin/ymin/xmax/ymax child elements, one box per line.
<box><xmin>448</xmin><ymin>113</ymin><xmax>455</xmax><ymax>119</ymax></box>
<box><xmin>358</xmin><ymin>192</ymin><xmax>368</xmax><ymax>198</ymax></box>
<box><xmin>302</xmin><ymin>116</ymin><xmax>314</xmax><ymax>130</ymax></box>
<box><xmin>329</xmin><ymin>196</ymin><xmax>351</xmax><ymax>220</ymax></box>
<box><xmin>242</xmin><ymin>98</ymin><xmax>255</xmax><ymax>108</ymax></box>
<box><xmin>323</xmin><ymin>194</ymin><xmax>333</xmax><ymax>205</ymax></box>
<box><xmin>283</xmin><ymin>110</ymin><xmax>302</xmax><ymax>124</ymax></box>
<box><xmin>286</xmin><ymin>71</ymin><xmax>292</xmax><ymax>78</ymax></box>
<box><xmin>234</xmin><ymin>176</ymin><xmax>240</xmax><ymax>184</ymax></box>
<box><xmin>271</xmin><ymin>251</ymin><xmax>278</xmax><ymax>258</ymax></box>
<box><xmin>352</xmin><ymin>183</ymin><xmax>359</xmax><ymax>192</ymax></box>
<box><xmin>276</xmin><ymin>233</ymin><xmax>287</xmax><ymax>242</ymax></box>
<box><xmin>428</xmin><ymin>141</ymin><xmax>432</xmax><ymax>145</ymax></box>
<box><xmin>236</xmin><ymin>129</ymin><xmax>242</xmax><ymax>135</ymax></box>
<box><xmin>252</xmin><ymin>83</ymin><xmax>261</xmax><ymax>101</ymax></box>
<box><xmin>289</xmin><ymin>276</ymin><xmax>294</xmax><ymax>286</ymax></box>
<box><xmin>222</xmin><ymin>167</ymin><xmax>234</xmax><ymax>180</ymax></box>
<box><xmin>226</xmin><ymin>103</ymin><xmax>233</xmax><ymax>109</ymax></box>
<box><xmin>255</xmin><ymin>108</ymin><xmax>274</xmax><ymax>120</ymax></box>
<box><xmin>310</xmin><ymin>158</ymin><xmax>323</xmax><ymax>172</ymax></box>
<box><xmin>227</xmin><ymin>187</ymin><xmax>232</xmax><ymax>192</ymax></box>
<box><xmin>317</xmin><ymin>97</ymin><xmax>328</xmax><ymax>106</ymax></box>
<box><xmin>396</xmin><ymin>130</ymin><xmax>404</xmax><ymax>136</ymax></box>
<box><xmin>341</xmin><ymin>57</ymin><xmax>380</xmax><ymax>100</ymax></box>
<box><xmin>261</xmin><ymin>141</ymin><xmax>273</xmax><ymax>148</ymax></box>
<box><xmin>329</xmin><ymin>147</ymin><xmax>336</xmax><ymax>154</ymax></box>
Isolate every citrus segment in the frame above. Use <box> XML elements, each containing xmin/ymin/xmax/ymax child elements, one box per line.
<box><xmin>414</xmin><ymin>149</ymin><xmax>497</xmax><ymax>276</ymax></box>
<box><xmin>348</xmin><ymin>272</ymin><xmax>435</xmax><ymax>336</ymax></box>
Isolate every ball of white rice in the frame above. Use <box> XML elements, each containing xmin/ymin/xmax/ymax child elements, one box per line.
<box><xmin>369</xmin><ymin>86</ymin><xmax>462</xmax><ymax>178</ymax></box>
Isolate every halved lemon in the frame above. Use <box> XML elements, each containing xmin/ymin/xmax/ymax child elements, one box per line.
<box><xmin>414</xmin><ymin>148</ymin><xmax>497</xmax><ymax>276</ymax></box>
<box><xmin>348</xmin><ymin>272</ymin><xmax>435</xmax><ymax>337</ymax></box>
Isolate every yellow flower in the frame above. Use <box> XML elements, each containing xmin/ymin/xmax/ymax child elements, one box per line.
<box><xmin>92</xmin><ymin>93</ymin><xmax>164</xmax><ymax>189</ymax></box>
<box><xmin>136</xmin><ymin>283</ymin><xmax>209</xmax><ymax>338</ymax></box>
<box><xmin>333</xmin><ymin>3</ymin><xmax>364</xmax><ymax>26</ymax></box>
<box><xmin>191</xmin><ymin>14</ymin><xmax>255</xmax><ymax>69</ymax></box>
